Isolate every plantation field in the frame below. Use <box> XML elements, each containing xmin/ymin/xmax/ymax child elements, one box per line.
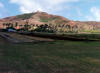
<box><xmin>1</xmin><ymin>36</ymin><xmax>100</xmax><ymax>73</ymax></box>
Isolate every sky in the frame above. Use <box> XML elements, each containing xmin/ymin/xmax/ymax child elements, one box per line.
<box><xmin>0</xmin><ymin>0</ymin><xmax>100</xmax><ymax>21</ymax></box>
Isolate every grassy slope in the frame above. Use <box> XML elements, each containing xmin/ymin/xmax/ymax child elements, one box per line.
<box><xmin>16</xmin><ymin>13</ymin><xmax>34</xmax><ymax>20</ymax></box>
<box><xmin>1</xmin><ymin>37</ymin><xmax>100</xmax><ymax>73</ymax></box>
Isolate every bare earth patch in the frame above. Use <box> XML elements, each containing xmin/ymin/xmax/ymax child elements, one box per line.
<box><xmin>0</xmin><ymin>32</ymin><xmax>54</xmax><ymax>43</ymax></box>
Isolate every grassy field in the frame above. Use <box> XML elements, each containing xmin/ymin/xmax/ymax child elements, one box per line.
<box><xmin>1</xmin><ymin>36</ymin><xmax>100</xmax><ymax>73</ymax></box>
<box><xmin>83</xmin><ymin>30</ymin><xmax>100</xmax><ymax>33</ymax></box>
<box><xmin>22</xmin><ymin>32</ymin><xmax>100</xmax><ymax>41</ymax></box>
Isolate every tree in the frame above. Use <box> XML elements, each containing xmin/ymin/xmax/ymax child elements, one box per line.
<box><xmin>34</xmin><ymin>24</ymin><xmax>54</xmax><ymax>33</ymax></box>
<box><xmin>24</xmin><ymin>21</ymin><xmax>30</xmax><ymax>31</ymax></box>
<box><xmin>3</xmin><ymin>23</ymin><xmax>6</xmax><ymax>29</ymax></box>
<box><xmin>15</xmin><ymin>22</ymin><xmax>18</xmax><ymax>28</ymax></box>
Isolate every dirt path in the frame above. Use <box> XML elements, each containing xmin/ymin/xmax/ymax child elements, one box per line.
<box><xmin>0</xmin><ymin>33</ymin><xmax>21</xmax><ymax>43</ymax></box>
<box><xmin>0</xmin><ymin>32</ymin><xmax>54</xmax><ymax>43</ymax></box>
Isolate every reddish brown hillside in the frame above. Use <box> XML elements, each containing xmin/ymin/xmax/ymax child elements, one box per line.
<box><xmin>0</xmin><ymin>11</ymin><xmax>100</xmax><ymax>30</ymax></box>
<box><xmin>0</xmin><ymin>11</ymin><xmax>70</xmax><ymax>29</ymax></box>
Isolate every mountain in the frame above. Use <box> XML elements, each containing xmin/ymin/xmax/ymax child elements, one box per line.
<box><xmin>0</xmin><ymin>11</ymin><xmax>100</xmax><ymax>32</ymax></box>
<box><xmin>0</xmin><ymin>11</ymin><xmax>69</xmax><ymax>25</ymax></box>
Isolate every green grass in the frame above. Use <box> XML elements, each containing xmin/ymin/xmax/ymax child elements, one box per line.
<box><xmin>83</xmin><ymin>30</ymin><xmax>100</xmax><ymax>33</ymax></box>
<box><xmin>16</xmin><ymin>13</ymin><xmax>34</xmax><ymax>20</ymax></box>
<box><xmin>29</xmin><ymin>32</ymin><xmax>100</xmax><ymax>40</ymax></box>
<box><xmin>1</xmin><ymin>38</ymin><xmax>100</xmax><ymax>73</ymax></box>
<box><xmin>40</xmin><ymin>18</ymin><xmax>54</xmax><ymax>22</ymax></box>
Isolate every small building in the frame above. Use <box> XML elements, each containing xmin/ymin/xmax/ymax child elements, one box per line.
<box><xmin>7</xmin><ymin>28</ymin><xmax>17</xmax><ymax>32</ymax></box>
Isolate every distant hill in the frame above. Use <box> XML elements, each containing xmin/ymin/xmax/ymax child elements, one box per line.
<box><xmin>0</xmin><ymin>11</ymin><xmax>100</xmax><ymax>33</ymax></box>
<box><xmin>0</xmin><ymin>11</ymin><xmax>69</xmax><ymax>25</ymax></box>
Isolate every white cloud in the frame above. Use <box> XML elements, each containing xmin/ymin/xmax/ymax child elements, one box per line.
<box><xmin>43</xmin><ymin>0</ymin><xmax>79</xmax><ymax>5</ymax></box>
<box><xmin>85</xmin><ymin>16</ymin><xmax>94</xmax><ymax>21</ymax></box>
<box><xmin>86</xmin><ymin>7</ymin><xmax>100</xmax><ymax>21</ymax></box>
<box><xmin>10</xmin><ymin>0</ymin><xmax>79</xmax><ymax>13</ymax></box>
<box><xmin>0</xmin><ymin>2</ymin><xmax>4</xmax><ymax>8</ymax></box>
<box><xmin>0</xmin><ymin>2</ymin><xmax>4</xmax><ymax>18</ymax></box>
<box><xmin>91</xmin><ymin>7</ymin><xmax>100</xmax><ymax>21</ymax></box>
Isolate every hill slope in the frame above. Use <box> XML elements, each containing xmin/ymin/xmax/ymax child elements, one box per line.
<box><xmin>0</xmin><ymin>11</ymin><xmax>69</xmax><ymax>25</ymax></box>
<box><xmin>0</xmin><ymin>11</ymin><xmax>100</xmax><ymax>32</ymax></box>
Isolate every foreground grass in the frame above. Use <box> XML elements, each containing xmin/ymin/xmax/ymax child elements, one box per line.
<box><xmin>1</xmin><ymin>38</ymin><xmax>100</xmax><ymax>73</ymax></box>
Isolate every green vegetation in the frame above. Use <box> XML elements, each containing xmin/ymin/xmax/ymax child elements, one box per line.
<box><xmin>16</xmin><ymin>13</ymin><xmax>34</xmax><ymax>20</ymax></box>
<box><xmin>84</xmin><ymin>30</ymin><xmax>100</xmax><ymax>33</ymax></box>
<box><xmin>40</xmin><ymin>17</ymin><xmax>57</xmax><ymax>22</ymax></box>
<box><xmin>34</xmin><ymin>24</ymin><xmax>55</xmax><ymax>33</ymax></box>
<box><xmin>40</xmin><ymin>19</ymin><xmax>49</xmax><ymax>22</ymax></box>
<box><xmin>27</xmin><ymin>32</ymin><xmax>100</xmax><ymax>41</ymax></box>
<box><xmin>1</xmin><ymin>36</ymin><xmax>100</xmax><ymax>73</ymax></box>
<box><xmin>40</xmin><ymin>17</ymin><xmax>51</xmax><ymax>22</ymax></box>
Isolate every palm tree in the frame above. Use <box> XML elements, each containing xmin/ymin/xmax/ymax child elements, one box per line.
<box><xmin>3</xmin><ymin>23</ymin><xmax>6</xmax><ymax>29</ymax></box>
<box><xmin>24</xmin><ymin>21</ymin><xmax>29</xmax><ymax>31</ymax></box>
<box><xmin>15</xmin><ymin>22</ymin><xmax>18</xmax><ymax>28</ymax></box>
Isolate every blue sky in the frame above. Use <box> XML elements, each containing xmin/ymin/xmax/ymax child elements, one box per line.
<box><xmin>0</xmin><ymin>0</ymin><xmax>100</xmax><ymax>21</ymax></box>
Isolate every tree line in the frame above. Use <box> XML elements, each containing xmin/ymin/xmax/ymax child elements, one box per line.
<box><xmin>2</xmin><ymin>21</ymin><xmax>80</xmax><ymax>33</ymax></box>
